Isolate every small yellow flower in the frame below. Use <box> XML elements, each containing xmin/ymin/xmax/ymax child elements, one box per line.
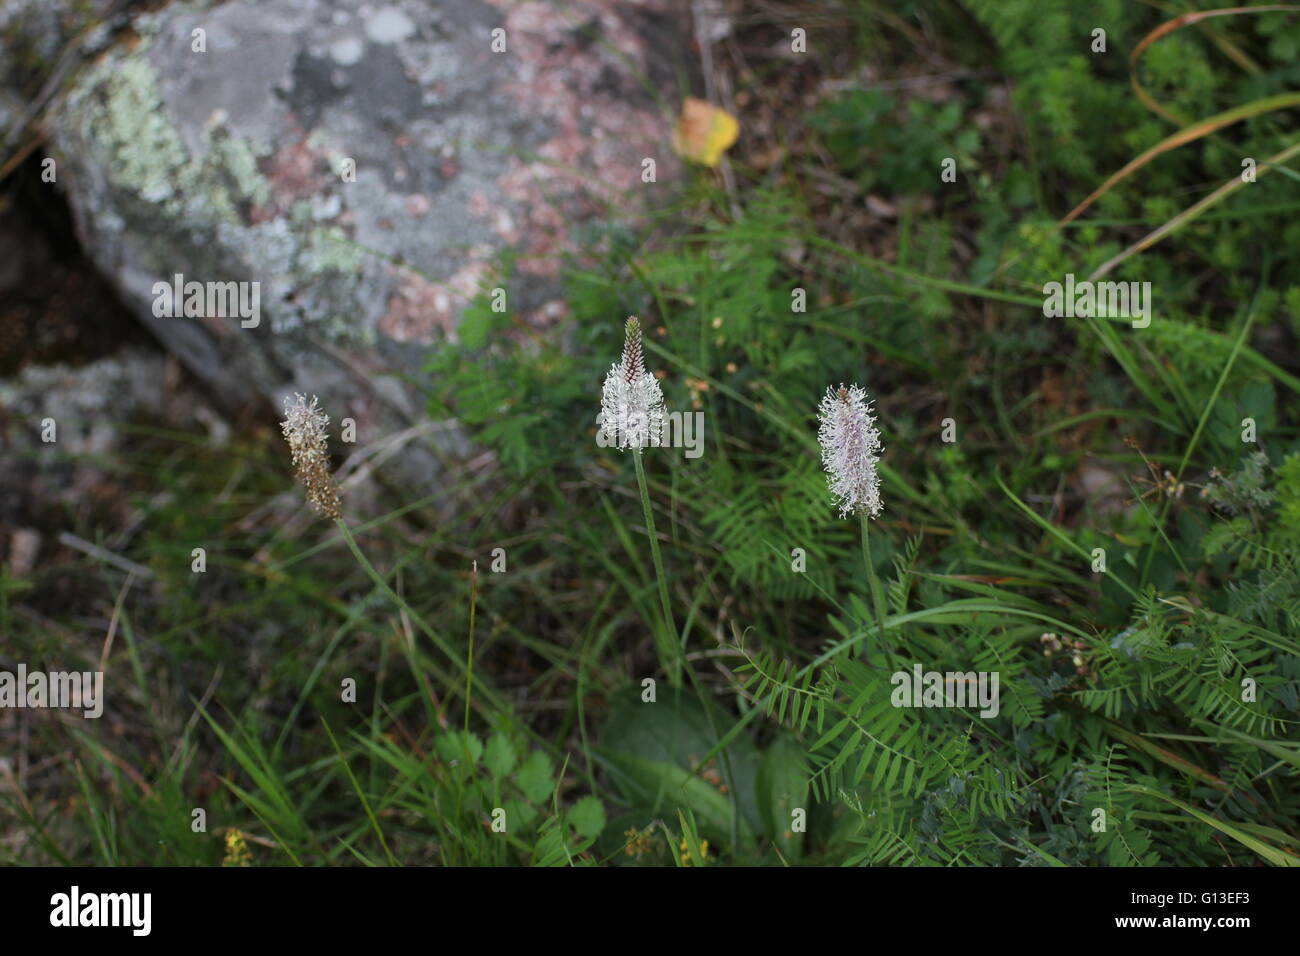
<box><xmin>623</xmin><ymin>827</ymin><xmax>655</xmax><ymax>859</ymax></box>
<box><xmin>222</xmin><ymin>829</ymin><xmax>253</xmax><ymax>867</ymax></box>
<box><xmin>678</xmin><ymin>837</ymin><xmax>710</xmax><ymax>865</ymax></box>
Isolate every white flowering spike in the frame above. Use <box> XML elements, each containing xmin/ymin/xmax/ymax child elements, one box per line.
<box><xmin>598</xmin><ymin>316</ymin><xmax>665</xmax><ymax>451</ymax></box>
<box><xmin>817</xmin><ymin>384</ymin><xmax>883</xmax><ymax>518</ymax></box>
<box><xmin>280</xmin><ymin>393</ymin><xmax>342</xmax><ymax>519</ymax></box>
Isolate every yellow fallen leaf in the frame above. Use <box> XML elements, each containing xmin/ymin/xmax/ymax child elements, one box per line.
<box><xmin>672</xmin><ymin>97</ymin><xmax>739</xmax><ymax>167</ymax></box>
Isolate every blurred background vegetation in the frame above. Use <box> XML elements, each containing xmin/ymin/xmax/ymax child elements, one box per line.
<box><xmin>3</xmin><ymin>0</ymin><xmax>1300</xmax><ymax>866</ymax></box>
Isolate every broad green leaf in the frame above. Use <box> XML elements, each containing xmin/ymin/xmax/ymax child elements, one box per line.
<box><xmin>567</xmin><ymin>795</ymin><xmax>606</xmax><ymax>841</ymax></box>
<box><xmin>483</xmin><ymin>733</ymin><xmax>517</xmax><ymax>779</ymax></box>
<box><xmin>517</xmin><ymin>750</ymin><xmax>554</xmax><ymax>804</ymax></box>
<box><xmin>756</xmin><ymin>734</ymin><xmax>809</xmax><ymax>858</ymax></box>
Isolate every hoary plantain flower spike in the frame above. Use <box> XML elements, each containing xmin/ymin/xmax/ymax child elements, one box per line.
<box><xmin>817</xmin><ymin>384</ymin><xmax>883</xmax><ymax>518</ymax></box>
<box><xmin>598</xmin><ymin>316</ymin><xmax>665</xmax><ymax>451</ymax></box>
<box><xmin>280</xmin><ymin>393</ymin><xmax>342</xmax><ymax>519</ymax></box>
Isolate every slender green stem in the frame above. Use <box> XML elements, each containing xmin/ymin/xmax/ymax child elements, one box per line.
<box><xmin>334</xmin><ymin>518</ymin><xmax>501</xmax><ymax>715</ymax></box>
<box><xmin>1141</xmin><ymin>301</ymin><xmax>1259</xmax><ymax>587</ymax></box>
<box><xmin>465</xmin><ymin>560</ymin><xmax>477</xmax><ymax>734</ymax></box>
<box><xmin>321</xmin><ymin>719</ymin><xmax>399</xmax><ymax>866</ymax></box>
<box><xmin>620</xmin><ymin>497</ymin><xmax>740</xmax><ymax>842</ymax></box>
<box><xmin>634</xmin><ymin>450</ymin><xmax>681</xmax><ymax>684</ymax></box>
<box><xmin>860</xmin><ymin>511</ymin><xmax>890</xmax><ymax>664</ymax></box>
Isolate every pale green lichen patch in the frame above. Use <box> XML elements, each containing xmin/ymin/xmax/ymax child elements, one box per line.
<box><xmin>64</xmin><ymin>45</ymin><xmax>271</xmax><ymax>224</ymax></box>
<box><xmin>303</xmin><ymin>226</ymin><xmax>366</xmax><ymax>274</ymax></box>
<box><xmin>71</xmin><ymin>54</ymin><xmax>190</xmax><ymax>206</ymax></box>
<box><xmin>300</xmin><ymin>227</ymin><xmax>378</xmax><ymax>343</ymax></box>
<box><xmin>207</xmin><ymin>132</ymin><xmax>272</xmax><ymax>210</ymax></box>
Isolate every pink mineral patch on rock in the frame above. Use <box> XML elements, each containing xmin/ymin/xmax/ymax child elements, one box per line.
<box><xmin>250</xmin><ymin>134</ymin><xmax>332</xmax><ymax>224</ymax></box>
<box><xmin>527</xmin><ymin>299</ymin><xmax>571</xmax><ymax>329</ymax></box>
<box><xmin>471</xmin><ymin>0</ymin><xmax>681</xmax><ymax>276</ymax></box>
<box><xmin>377</xmin><ymin>260</ymin><xmax>492</xmax><ymax>344</ymax></box>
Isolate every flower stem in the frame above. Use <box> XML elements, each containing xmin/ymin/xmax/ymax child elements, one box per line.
<box><xmin>466</xmin><ymin>559</ymin><xmax>478</xmax><ymax>735</ymax></box>
<box><xmin>335</xmin><ymin>518</ymin><xmax>498</xmax><ymax>715</ymax></box>
<box><xmin>860</xmin><ymin>511</ymin><xmax>890</xmax><ymax>664</ymax></box>
<box><xmin>634</xmin><ymin>450</ymin><xmax>682</xmax><ymax>685</ymax></box>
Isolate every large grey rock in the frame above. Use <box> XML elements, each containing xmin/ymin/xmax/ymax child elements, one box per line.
<box><xmin>47</xmin><ymin>0</ymin><xmax>688</xmax><ymax>487</ymax></box>
<box><xmin>0</xmin><ymin>347</ymin><xmax>226</xmax><ymax>577</ymax></box>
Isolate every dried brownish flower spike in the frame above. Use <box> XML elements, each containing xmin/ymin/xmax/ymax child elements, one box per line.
<box><xmin>280</xmin><ymin>393</ymin><xmax>342</xmax><ymax>519</ymax></box>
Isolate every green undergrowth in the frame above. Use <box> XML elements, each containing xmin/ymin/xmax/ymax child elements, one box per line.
<box><xmin>3</xmin><ymin>0</ymin><xmax>1299</xmax><ymax>866</ymax></box>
